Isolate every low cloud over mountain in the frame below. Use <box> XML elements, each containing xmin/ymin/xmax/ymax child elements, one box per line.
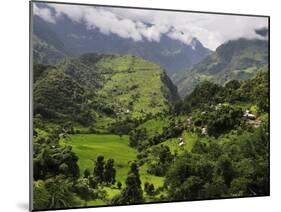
<box><xmin>34</xmin><ymin>3</ymin><xmax>268</xmax><ymax>50</ymax></box>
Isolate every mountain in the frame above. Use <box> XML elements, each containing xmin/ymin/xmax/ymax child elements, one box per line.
<box><xmin>33</xmin><ymin>35</ymin><xmax>66</xmax><ymax>65</ymax></box>
<box><xmin>173</xmin><ymin>38</ymin><xmax>268</xmax><ymax>97</ymax></box>
<box><xmin>32</xmin><ymin>15</ymin><xmax>67</xmax><ymax>65</ymax></box>
<box><xmin>33</xmin><ymin>54</ymin><xmax>180</xmax><ymax>125</ymax></box>
<box><xmin>33</xmin><ymin>15</ymin><xmax>211</xmax><ymax>75</ymax></box>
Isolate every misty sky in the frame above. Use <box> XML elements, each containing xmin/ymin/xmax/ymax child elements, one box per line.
<box><xmin>33</xmin><ymin>2</ymin><xmax>268</xmax><ymax>50</ymax></box>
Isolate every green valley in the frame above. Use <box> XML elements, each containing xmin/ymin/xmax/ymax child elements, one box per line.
<box><xmin>32</xmin><ymin>49</ymin><xmax>269</xmax><ymax>210</ymax></box>
<box><xmin>32</xmin><ymin>7</ymin><xmax>269</xmax><ymax>210</ymax></box>
<box><xmin>32</xmin><ymin>47</ymin><xmax>269</xmax><ymax>210</ymax></box>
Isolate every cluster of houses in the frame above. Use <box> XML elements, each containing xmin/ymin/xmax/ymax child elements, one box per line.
<box><xmin>175</xmin><ymin>104</ymin><xmax>258</xmax><ymax>149</ymax></box>
<box><xmin>207</xmin><ymin>103</ymin><xmax>257</xmax><ymax>120</ymax></box>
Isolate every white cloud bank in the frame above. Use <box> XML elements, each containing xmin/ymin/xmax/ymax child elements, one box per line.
<box><xmin>34</xmin><ymin>3</ymin><xmax>56</xmax><ymax>24</ymax></box>
<box><xmin>33</xmin><ymin>3</ymin><xmax>268</xmax><ymax>50</ymax></box>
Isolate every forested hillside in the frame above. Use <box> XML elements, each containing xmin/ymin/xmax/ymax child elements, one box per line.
<box><xmin>173</xmin><ymin>38</ymin><xmax>268</xmax><ymax>97</ymax></box>
<box><xmin>32</xmin><ymin>4</ymin><xmax>269</xmax><ymax>210</ymax></box>
<box><xmin>34</xmin><ymin>54</ymin><xmax>179</xmax><ymax>131</ymax></box>
<box><xmin>33</xmin><ymin>54</ymin><xmax>269</xmax><ymax>209</ymax></box>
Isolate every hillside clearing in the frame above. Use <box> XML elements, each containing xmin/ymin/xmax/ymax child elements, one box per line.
<box><xmin>61</xmin><ymin>133</ymin><xmax>165</xmax><ymax>202</ymax></box>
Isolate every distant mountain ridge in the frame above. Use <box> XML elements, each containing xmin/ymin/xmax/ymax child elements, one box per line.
<box><xmin>173</xmin><ymin>38</ymin><xmax>268</xmax><ymax>97</ymax></box>
<box><xmin>33</xmin><ymin>15</ymin><xmax>211</xmax><ymax>76</ymax></box>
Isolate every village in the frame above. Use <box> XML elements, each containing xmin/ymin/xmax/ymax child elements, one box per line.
<box><xmin>175</xmin><ymin>103</ymin><xmax>261</xmax><ymax>148</ymax></box>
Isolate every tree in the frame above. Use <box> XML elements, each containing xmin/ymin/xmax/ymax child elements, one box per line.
<box><xmin>111</xmin><ymin>162</ymin><xmax>143</xmax><ymax>204</ymax></box>
<box><xmin>208</xmin><ymin>142</ymin><xmax>223</xmax><ymax>160</ymax></box>
<box><xmin>111</xmin><ymin>118</ymin><xmax>137</xmax><ymax>136</ymax></box>
<box><xmin>129</xmin><ymin>162</ymin><xmax>141</xmax><ymax>186</ymax></box>
<box><xmin>225</xmin><ymin>80</ymin><xmax>241</xmax><ymax>90</ymax></box>
<box><xmin>93</xmin><ymin>155</ymin><xmax>105</xmax><ymax>183</ymax></box>
<box><xmin>204</xmin><ymin>105</ymin><xmax>243</xmax><ymax>138</ymax></box>
<box><xmin>62</xmin><ymin>121</ymin><xmax>74</xmax><ymax>134</ymax></box>
<box><xmin>33</xmin><ymin>181</ymin><xmax>51</xmax><ymax>210</ymax></box>
<box><xmin>43</xmin><ymin>176</ymin><xmax>78</xmax><ymax>209</ymax></box>
<box><xmin>183</xmin><ymin>81</ymin><xmax>222</xmax><ymax>110</ymax></box>
<box><xmin>33</xmin><ymin>143</ymin><xmax>80</xmax><ymax>180</ymax></box>
<box><xmin>173</xmin><ymin>100</ymin><xmax>183</xmax><ymax>115</ymax></box>
<box><xmin>76</xmin><ymin>110</ymin><xmax>94</xmax><ymax>127</ymax></box>
<box><xmin>88</xmin><ymin>176</ymin><xmax>98</xmax><ymax>189</ymax></box>
<box><xmin>129</xmin><ymin>128</ymin><xmax>147</xmax><ymax>148</ymax></box>
<box><xmin>165</xmin><ymin>152</ymin><xmax>215</xmax><ymax>200</ymax></box>
<box><xmin>217</xmin><ymin>156</ymin><xmax>235</xmax><ymax>187</ymax></box>
<box><xmin>33</xmin><ymin>114</ymin><xmax>44</xmax><ymax>129</ymax></box>
<box><xmin>104</xmin><ymin>159</ymin><xmax>116</xmax><ymax>185</ymax></box>
<box><xmin>168</xmin><ymin>176</ymin><xmax>204</xmax><ymax>200</ymax></box>
<box><xmin>229</xmin><ymin>177</ymin><xmax>250</xmax><ymax>196</ymax></box>
<box><xmin>192</xmin><ymin>141</ymin><xmax>208</xmax><ymax>154</ymax></box>
<box><xmin>147</xmin><ymin>145</ymin><xmax>173</xmax><ymax>176</ymax></box>
<box><xmin>117</xmin><ymin>181</ymin><xmax>122</xmax><ymax>189</ymax></box>
<box><xmin>203</xmin><ymin>176</ymin><xmax>227</xmax><ymax>198</ymax></box>
<box><xmin>165</xmin><ymin>152</ymin><xmax>194</xmax><ymax>189</ymax></box>
<box><xmin>144</xmin><ymin>182</ymin><xmax>155</xmax><ymax>196</ymax></box>
<box><xmin>84</xmin><ymin>168</ymin><xmax>91</xmax><ymax>178</ymax></box>
<box><xmin>73</xmin><ymin>178</ymin><xmax>96</xmax><ymax>206</ymax></box>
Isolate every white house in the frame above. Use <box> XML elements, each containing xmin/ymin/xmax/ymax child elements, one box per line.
<box><xmin>215</xmin><ymin>103</ymin><xmax>222</xmax><ymax>110</ymax></box>
<box><xmin>178</xmin><ymin>137</ymin><xmax>186</xmax><ymax>147</ymax></box>
<box><xmin>201</xmin><ymin>127</ymin><xmax>207</xmax><ymax>135</ymax></box>
<box><xmin>243</xmin><ymin>110</ymin><xmax>256</xmax><ymax>120</ymax></box>
<box><xmin>179</xmin><ymin>141</ymin><xmax>185</xmax><ymax>147</ymax></box>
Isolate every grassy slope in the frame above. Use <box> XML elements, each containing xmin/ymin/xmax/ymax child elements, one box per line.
<box><xmin>94</xmin><ymin>55</ymin><xmax>171</xmax><ymax>119</ymax></box>
<box><xmin>62</xmin><ymin>134</ymin><xmax>136</xmax><ymax>183</ymax></box>
<box><xmin>137</xmin><ymin>116</ymin><xmax>198</xmax><ymax>154</ymax></box>
<box><xmin>159</xmin><ymin>131</ymin><xmax>197</xmax><ymax>154</ymax></box>
<box><xmin>61</xmin><ymin>133</ymin><xmax>165</xmax><ymax>205</ymax></box>
<box><xmin>137</xmin><ymin>118</ymin><xmax>168</xmax><ymax>137</ymax></box>
<box><xmin>35</xmin><ymin>54</ymin><xmax>178</xmax><ymax>132</ymax></box>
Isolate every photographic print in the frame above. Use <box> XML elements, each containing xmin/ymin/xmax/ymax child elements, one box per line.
<box><xmin>30</xmin><ymin>1</ymin><xmax>269</xmax><ymax>211</ymax></box>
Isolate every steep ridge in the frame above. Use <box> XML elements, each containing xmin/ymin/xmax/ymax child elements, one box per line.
<box><xmin>173</xmin><ymin>38</ymin><xmax>268</xmax><ymax>97</ymax></box>
<box><xmin>33</xmin><ymin>54</ymin><xmax>180</xmax><ymax>125</ymax></box>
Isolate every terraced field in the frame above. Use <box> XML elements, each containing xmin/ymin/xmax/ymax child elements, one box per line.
<box><xmin>61</xmin><ymin>133</ymin><xmax>165</xmax><ymax>204</ymax></box>
<box><xmin>94</xmin><ymin>55</ymin><xmax>175</xmax><ymax>119</ymax></box>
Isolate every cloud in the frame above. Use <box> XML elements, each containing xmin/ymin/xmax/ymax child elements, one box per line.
<box><xmin>255</xmin><ymin>27</ymin><xmax>268</xmax><ymax>37</ymax></box>
<box><xmin>33</xmin><ymin>3</ymin><xmax>268</xmax><ymax>50</ymax></box>
<box><xmin>33</xmin><ymin>3</ymin><xmax>56</xmax><ymax>24</ymax></box>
